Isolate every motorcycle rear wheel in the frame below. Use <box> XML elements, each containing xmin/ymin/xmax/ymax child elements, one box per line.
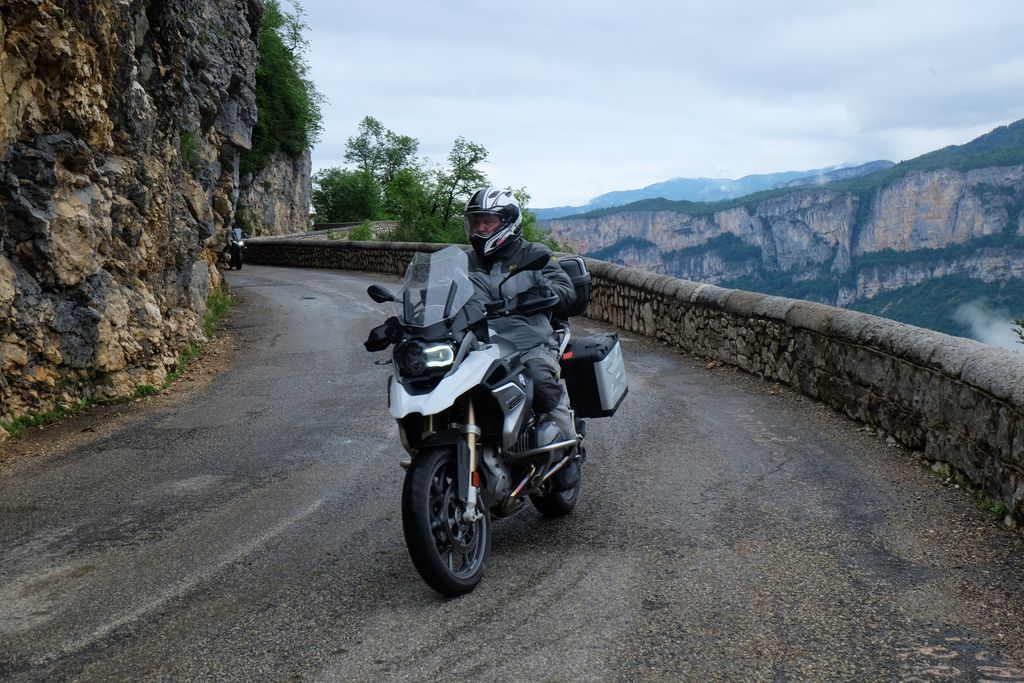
<box><xmin>530</xmin><ymin>470</ymin><xmax>581</xmax><ymax>518</ymax></box>
<box><xmin>402</xmin><ymin>447</ymin><xmax>491</xmax><ymax>596</ymax></box>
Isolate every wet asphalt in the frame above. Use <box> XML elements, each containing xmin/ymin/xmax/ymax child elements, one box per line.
<box><xmin>1</xmin><ymin>264</ymin><xmax>1023</xmax><ymax>681</ymax></box>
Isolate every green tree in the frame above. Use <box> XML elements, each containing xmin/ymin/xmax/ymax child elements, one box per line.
<box><xmin>240</xmin><ymin>0</ymin><xmax>324</xmax><ymax>176</ymax></box>
<box><xmin>384</xmin><ymin>166</ymin><xmax>432</xmax><ymax>240</ymax></box>
<box><xmin>345</xmin><ymin>115</ymin><xmax>420</xmax><ymax>188</ymax></box>
<box><xmin>432</xmin><ymin>137</ymin><xmax>489</xmax><ymax>235</ymax></box>
<box><xmin>311</xmin><ymin>169</ymin><xmax>381</xmax><ymax>222</ymax></box>
<box><xmin>344</xmin><ymin>116</ymin><xmax>383</xmax><ymax>176</ymax></box>
<box><xmin>316</xmin><ymin>118</ymin><xmax>492</xmax><ymax>244</ymax></box>
<box><xmin>1015</xmin><ymin>319</ymin><xmax>1024</xmax><ymax>345</ymax></box>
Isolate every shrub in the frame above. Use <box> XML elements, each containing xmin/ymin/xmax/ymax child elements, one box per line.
<box><xmin>240</xmin><ymin>1</ymin><xmax>323</xmax><ymax>176</ymax></box>
<box><xmin>179</xmin><ymin>130</ymin><xmax>200</xmax><ymax>172</ymax></box>
<box><xmin>349</xmin><ymin>220</ymin><xmax>373</xmax><ymax>240</ymax></box>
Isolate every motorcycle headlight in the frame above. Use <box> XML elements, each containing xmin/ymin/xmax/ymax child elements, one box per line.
<box><xmin>238</xmin><ymin>240</ymin><xmax>245</xmax><ymax>247</ymax></box>
<box><xmin>397</xmin><ymin>342</ymin><xmax>455</xmax><ymax>376</ymax></box>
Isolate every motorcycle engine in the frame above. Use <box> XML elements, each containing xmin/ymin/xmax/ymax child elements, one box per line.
<box><xmin>478</xmin><ymin>445</ymin><xmax>512</xmax><ymax>505</ymax></box>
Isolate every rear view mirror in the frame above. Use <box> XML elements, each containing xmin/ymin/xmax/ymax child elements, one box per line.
<box><xmin>516</xmin><ymin>251</ymin><xmax>550</xmax><ymax>272</ymax></box>
<box><xmin>367</xmin><ymin>284</ymin><xmax>396</xmax><ymax>303</ymax></box>
<box><xmin>364</xmin><ymin>316</ymin><xmax>400</xmax><ymax>351</ymax></box>
<box><xmin>498</xmin><ymin>250</ymin><xmax>551</xmax><ymax>296</ymax></box>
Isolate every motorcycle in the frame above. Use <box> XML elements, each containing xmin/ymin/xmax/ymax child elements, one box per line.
<box><xmin>364</xmin><ymin>245</ymin><xmax>627</xmax><ymax>596</ymax></box>
<box><xmin>226</xmin><ymin>228</ymin><xmax>246</xmax><ymax>270</ymax></box>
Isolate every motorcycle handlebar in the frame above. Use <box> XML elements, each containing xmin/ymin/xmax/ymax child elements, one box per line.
<box><xmin>485</xmin><ymin>292</ymin><xmax>561</xmax><ymax>318</ymax></box>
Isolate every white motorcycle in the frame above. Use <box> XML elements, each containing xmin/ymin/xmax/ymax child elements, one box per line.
<box><xmin>365</xmin><ymin>246</ymin><xmax>627</xmax><ymax>596</ymax></box>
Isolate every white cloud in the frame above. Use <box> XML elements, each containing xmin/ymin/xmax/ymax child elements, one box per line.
<box><xmin>298</xmin><ymin>0</ymin><xmax>1024</xmax><ymax>206</ymax></box>
<box><xmin>953</xmin><ymin>302</ymin><xmax>1023</xmax><ymax>352</ymax></box>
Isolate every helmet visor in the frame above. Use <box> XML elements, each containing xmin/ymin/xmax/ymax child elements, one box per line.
<box><xmin>465</xmin><ymin>212</ymin><xmax>503</xmax><ymax>236</ymax></box>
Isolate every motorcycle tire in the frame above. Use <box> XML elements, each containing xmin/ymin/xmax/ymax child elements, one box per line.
<box><xmin>530</xmin><ymin>473</ymin><xmax>581</xmax><ymax>518</ymax></box>
<box><xmin>402</xmin><ymin>447</ymin><xmax>491</xmax><ymax>596</ymax></box>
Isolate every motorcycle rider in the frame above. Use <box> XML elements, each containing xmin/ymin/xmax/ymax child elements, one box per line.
<box><xmin>225</xmin><ymin>224</ymin><xmax>245</xmax><ymax>270</ymax></box>
<box><xmin>462</xmin><ymin>187</ymin><xmax>580</xmax><ymax>489</ymax></box>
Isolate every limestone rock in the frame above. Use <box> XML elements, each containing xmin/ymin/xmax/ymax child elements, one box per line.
<box><xmin>236</xmin><ymin>149</ymin><xmax>312</xmax><ymax>236</ymax></box>
<box><xmin>543</xmin><ymin>165</ymin><xmax>1024</xmax><ymax>307</ymax></box>
<box><xmin>0</xmin><ymin>0</ymin><xmax>273</xmax><ymax>420</ymax></box>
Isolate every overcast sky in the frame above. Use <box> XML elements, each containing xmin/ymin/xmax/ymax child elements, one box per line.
<box><xmin>299</xmin><ymin>0</ymin><xmax>1024</xmax><ymax>208</ymax></box>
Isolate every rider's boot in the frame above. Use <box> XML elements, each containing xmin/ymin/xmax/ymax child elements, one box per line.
<box><xmin>551</xmin><ymin>444</ymin><xmax>581</xmax><ymax>491</ymax></box>
<box><xmin>575</xmin><ymin>418</ymin><xmax>586</xmax><ymax>444</ymax></box>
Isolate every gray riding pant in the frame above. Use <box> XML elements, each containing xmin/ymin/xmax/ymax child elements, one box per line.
<box><xmin>523</xmin><ymin>348</ymin><xmax>576</xmax><ymax>442</ymax></box>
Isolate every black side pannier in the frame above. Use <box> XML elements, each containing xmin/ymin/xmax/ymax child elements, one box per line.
<box><xmin>560</xmin><ymin>333</ymin><xmax>628</xmax><ymax>418</ymax></box>
<box><xmin>556</xmin><ymin>256</ymin><xmax>590</xmax><ymax>318</ymax></box>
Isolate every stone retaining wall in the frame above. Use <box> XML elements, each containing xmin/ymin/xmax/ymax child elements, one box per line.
<box><xmin>247</xmin><ymin>238</ymin><xmax>1024</xmax><ymax>523</ymax></box>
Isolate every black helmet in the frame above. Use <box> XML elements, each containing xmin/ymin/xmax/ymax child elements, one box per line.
<box><xmin>463</xmin><ymin>187</ymin><xmax>522</xmax><ymax>259</ymax></box>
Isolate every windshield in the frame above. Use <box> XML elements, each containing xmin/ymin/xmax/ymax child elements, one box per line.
<box><xmin>394</xmin><ymin>246</ymin><xmax>475</xmax><ymax>327</ymax></box>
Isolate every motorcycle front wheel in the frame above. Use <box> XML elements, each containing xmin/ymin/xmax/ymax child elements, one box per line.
<box><xmin>402</xmin><ymin>447</ymin><xmax>491</xmax><ymax>596</ymax></box>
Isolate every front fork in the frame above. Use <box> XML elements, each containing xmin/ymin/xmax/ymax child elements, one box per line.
<box><xmin>458</xmin><ymin>401</ymin><xmax>483</xmax><ymax>522</ymax></box>
<box><xmin>404</xmin><ymin>400</ymin><xmax>482</xmax><ymax>522</ymax></box>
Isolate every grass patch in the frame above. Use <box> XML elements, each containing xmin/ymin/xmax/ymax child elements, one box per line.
<box><xmin>134</xmin><ymin>384</ymin><xmax>159</xmax><ymax>398</ymax></box>
<box><xmin>926</xmin><ymin>460</ymin><xmax>1014</xmax><ymax>523</ymax></box>
<box><xmin>204</xmin><ymin>288</ymin><xmax>234</xmax><ymax>338</ymax></box>
<box><xmin>164</xmin><ymin>342</ymin><xmax>203</xmax><ymax>387</ymax></box>
<box><xmin>179</xmin><ymin>129</ymin><xmax>201</xmax><ymax>172</ymax></box>
<box><xmin>2</xmin><ymin>410</ymin><xmax>68</xmax><ymax>438</ymax></box>
<box><xmin>164</xmin><ymin>287</ymin><xmax>233</xmax><ymax>387</ymax></box>
<box><xmin>1</xmin><ymin>383</ymin><xmax>167</xmax><ymax>438</ymax></box>
<box><xmin>984</xmin><ymin>498</ymin><xmax>1007</xmax><ymax>518</ymax></box>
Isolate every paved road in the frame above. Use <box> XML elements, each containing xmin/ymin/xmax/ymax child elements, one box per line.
<box><xmin>2</xmin><ymin>264</ymin><xmax>1024</xmax><ymax>681</ymax></box>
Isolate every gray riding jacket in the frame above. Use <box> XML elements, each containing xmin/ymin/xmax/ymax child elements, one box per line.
<box><xmin>465</xmin><ymin>241</ymin><xmax>576</xmax><ymax>356</ymax></box>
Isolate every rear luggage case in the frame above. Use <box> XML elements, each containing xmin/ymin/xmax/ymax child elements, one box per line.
<box><xmin>560</xmin><ymin>333</ymin><xmax>628</xmax><ymax>418</ymax></box>
<box><xmin>556</xmin><ymin>256</ymin><xmax>591</xmax><ymax>318</ymax></box>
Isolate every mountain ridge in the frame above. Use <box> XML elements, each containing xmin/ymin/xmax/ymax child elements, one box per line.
<box><xmin>539</xmin><ymin>118</ymin><xmax>1024</xmax><ymax>338</ymax></box>
<box><xmin>534</xmin><ymin>160</ymin><xmax>894</xmax><ymax>220</ymax></box>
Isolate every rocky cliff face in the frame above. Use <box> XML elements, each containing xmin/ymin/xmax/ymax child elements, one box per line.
<box><xmin>549</xmin><ymin>189</ymin><xmax>858</xmax><ymax>280</ymax></box>
<box><xmin>855</xmin><ymin>167</ymin><xmax>1024</xmax><ymax>253</ymax></box>
<box><xmin>838</xmin><ymin>249</ymin><xmax>1024</xmax><ymax>305</ymax></box>
<box><xmin>0</xmin><ymin>0</ymin><xmax>263</xmax><ymax>423</ymax></box>
<box><xmin>236</xmin><ymin>149</ymin><xmax>311</xmax><ymax>235</ymax></box>
<box><xmin>662</xmin><ymin>247</ymin><xmax>760</xmax><ymax>284</ymax></box>
<box><xmin>545</xmin><ymin>166</ymin><xmax>1024</xmax><ymax>304</ymax></box>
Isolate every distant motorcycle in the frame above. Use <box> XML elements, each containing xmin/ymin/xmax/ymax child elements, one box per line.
<box><xmin>364</xmin><ymin>245</ymin><xmax>628</xmax><ymax>596</ymax></box>
<box><xmin>226</xmin><ymin>227</ymin><xmax>246</xmax><ymax>270</ymax></box>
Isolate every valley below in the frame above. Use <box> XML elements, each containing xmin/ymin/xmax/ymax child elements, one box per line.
<box><xmin>541</xmin><ymin>140</ymin><xmax>1024</xmax><ymax>342</ymax></box>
